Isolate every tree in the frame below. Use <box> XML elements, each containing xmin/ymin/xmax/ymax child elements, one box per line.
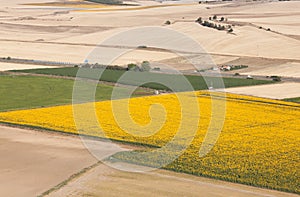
<box><xmin>127</xmin><ymin>63</ymin><xmax>138</xmax><ymax>71</ymax></box>
<box><xmin>228</xmin><ymin>28</ymin><xmax>233</xmax><ymax>33</ymax></box>
<box><xmin>165</xmin><ymin>20</ymin><xmax>171</xmax><ymax>25</ymax></box>
<box><xmin>213</xmin><ymin>15</ymin><xmax>217</xmax><ymax>20</ymax></box>
<box><xmin>196</xmin><ymin>17</ymin><xmax>202</xmax><ymax>24</ymax></box>
<box><xmin>141</xmin><ymin>61</ymin><xmax>151</xmax><ymax>72</ymax></box>
<box><xmin>202</xmin><ymin>21</ymin><xmax>209</xmax><ymax>26</ymax></box>
<box><xmin>220</xmin><ymin>17</ymin><xmax>224</xmax><ymax>22</ymax></box>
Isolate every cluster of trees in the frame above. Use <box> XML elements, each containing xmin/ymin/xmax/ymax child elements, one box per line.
<box><xmin>127</xmin><ymin>61</ymin><xmax>151</xmax><ymax>72</ymax></box>
<box><xmin>80</xmin><ymin>63</ymin><xmax>127</xmax><ymax>70</ymax></box>
<box><xmin>196</xmin><ymin>17</ymin><xmax>233</xmax><ymax>33</ymax></box>
<box><xmin>79</xmin><ymin>61</ymin><xmax>152</xmax><ymax>72</ymax></box>
<box><xmin>2</xmin><ymin>56</ymin><xmax>11</xmax><ymax>60</ymax></box>
<box><xmin>206</xmin><ymin>15</ymin><xmax>227</xmax><ymax>22</ymax></box>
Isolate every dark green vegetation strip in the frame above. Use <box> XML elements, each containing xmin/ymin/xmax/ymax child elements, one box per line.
<box><xmin>11</xmin><ymin>67</ymin><xmax>274</xmax><ymax>91</ymax></box>
<box><xmin>283</xmin><ymin>97</ymin><xmax>300</xmax><ymax>104</ymax></box>
<box><xmin>85</xmin><ymin>0</ymin><xmax>123</xmax><ymax>5</ymax></box>
<box><xmin>0</xmin><ymin>75</ymin><xmax>150</xmax><ymax>112</ymax></box>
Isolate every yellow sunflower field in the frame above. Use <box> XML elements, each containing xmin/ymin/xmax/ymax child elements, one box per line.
<box><xmin>0</xmin><ymin>91</ymin><xmax>299</xmax><ymax>193</ymax></box>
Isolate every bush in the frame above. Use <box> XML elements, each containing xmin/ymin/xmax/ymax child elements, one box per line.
<box><xmin>127</xmin><ymin>63</ymin><xmax>138</xmax><ymax>71</ymax></box>
<box><xmin>195</xmin><ymin>17</ymin><xmax>202</xmax><ymax>24</ymax></box>
<box><xmin>270</xmin><ymin>76</ymin><xmax>281</xmax><ymax>82</ymax></box>
<box><xmin>165</xmin><ymin>20</ymin><xmax>171</xmax><ymax>25</ymax></box>
<box><xmin>217</xmin><ymin>25</ymin><xmax>225</xmax><ymax>31</ymax></box>
<box><xmin>141</xmin><ymin>61</ymin><xmax>151</xmax><ymax>72</ymax></box>
<box><xmin>228</xmin><ymin>28</ymin><xmax>233</xmax><ymax>33</ymax></box>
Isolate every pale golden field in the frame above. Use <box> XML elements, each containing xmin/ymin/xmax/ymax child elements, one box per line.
<box><xmin>1</xmin><ymin>0</ymin><xmax>299</xmax><ymax>67</ymax></box>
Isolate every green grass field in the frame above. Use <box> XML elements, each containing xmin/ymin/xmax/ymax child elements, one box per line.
<box><xmin>0</xmin><ymin>75</ymin><xmax>151</xmax><ymax>112</ymax></box>
<box><xmin>283</xmin><ymin>97</ymin><xmax>300</xmax><ymax>103</ymax></box>
<box><xmin>11</xmin><ymin>67</ymin><xmax>275</xmax><ymax>91</ymax></box>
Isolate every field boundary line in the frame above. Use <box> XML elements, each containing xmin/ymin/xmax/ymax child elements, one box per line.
<box><xmin>37</xmin><ymin>161</ymin><xmax>102</xmax><ymax>197</ymax></box>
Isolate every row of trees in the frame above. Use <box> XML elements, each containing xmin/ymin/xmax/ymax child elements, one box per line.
<box><xmin>127</xmin><ymin>61</ymin><xmax>151</xmax><ymax>72</ymax></box>
<box><xmin>80</xmin><ymin>61</ymin><xmax>152</xmax><ymax>72</ymax></box>
<box><xmin>196</xmin><ymin>17</ymin><xmax>233</xmax><ymax>33</ymax></box>
<box><xmin>209</xmin><ymin>15</ymin><xmax>227</xmax><ymax>22</ymax></box>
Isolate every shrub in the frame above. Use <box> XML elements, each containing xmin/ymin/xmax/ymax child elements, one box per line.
<box><xmin>270</xmin><ymin>76</ymin><xmax>281</xmax><ymax>82</ymax></box>
<box><xmin>127</xmin><ymin>63</ymin><xmax>138</xmax><ymax>71</ymax></box>
<box><xmin>217</xmin><ymin>25</ymin><xmax>225</xmax><ymax>31</ymax></box>
<box><xmin>141</xmin><ymin>61</ymin><xmax>151</xmax><ymax>72</ymax></box>
<box><xmin>195</xmin><ymin>17</ymin><xmax>202</xmax><ymax>24</ymax></box>
<box><xmin>165</xmin><ymin>20</ymin><xmax>171</xmax><ymax>25</ymax></box>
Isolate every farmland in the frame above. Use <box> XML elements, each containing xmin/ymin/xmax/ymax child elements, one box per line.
<box><xmin>11</xmin><ymin>67</ymin><xmax>274</xmax><ymax>91</ymax></box>
<box><xmin>1</xmin><ymin>0</ymin><xmax>300</xmax><ymax>196</ymax></box>
<box><xmin>284</xmin><ymin>97</ymin><xmax>300</xmax><ymax>104</ymax></box>
<box><xmin>0</xmin><ymin>92</ymin><xmax>299</xmax><ymax>193</ymax></box>
<box><xmin>0</xmin><ymin>74</ymin><xmax>151</xmax><ymax>112</ymax></box>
